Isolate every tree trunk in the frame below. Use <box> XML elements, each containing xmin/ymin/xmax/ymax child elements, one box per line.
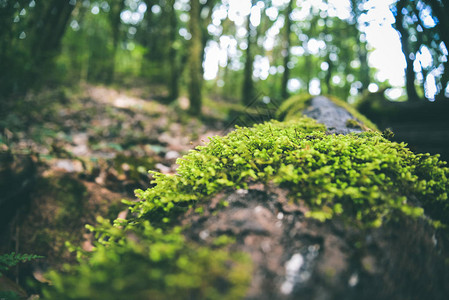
<box><xmin>394</xmin><ymin>0</ymin><xmax>420</xmax><ymax>101</ymax></box>
<box><xmin>324</xmin><ymin>55</ymin><xmax>333</xmax><ymax>94</ymax></box>
<box><xmin>200</xmin><ymin>0</ymin><xmax>216</xmax><ymax>76</ymax></box>
<box><xmin>350</xmin><ymin>0</ymin><xmax>370</xmax><ymax>93</ymax></box>
<box><xmin>167</xmin><ymin>0</ymin><xmax>179</xmax><ymax>100</ymax></box>
<box><xmin>424</xmin><ymin>0</ymin><xmax>449</xmax><ymax>97</ymax></box>
<box><xmin>188</xmin><ymin>0</ymin><xmax>203</xmax><ymax>115</ymax></box>
<box><xmin>30</xmin><ymin>0</ymin><xmax>76</xmax><ymax>66</ymax></box>
<box><xmin>0</xmin><ymin>0</ymin><xmax>76</xmax><ymax>97</ymax></box>
<box><xmin>108</xmin><ymin>0</ymin><xmax>125</xmax><ymax>83</ymax></box>
<box><xmin>281</xmin><ymin>0</ymin><xmax>293</xmax><ymax>100</ymax></box>
<box><xmin>242</xmin><ymin>5</ymin><xmax>255</xmax><ymax>106</ymax></box>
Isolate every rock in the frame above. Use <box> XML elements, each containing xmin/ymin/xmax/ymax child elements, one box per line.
<box><xmin>165</xmin><ymin>150</ymin><xmax>180</xmax><ymax>160</ymax></box>
<box><xmin>155</xmin><ymin>163</ymin><xmax>172</xmax><ymax>174</ymax></box>
<box><xmin>51</xmin><ymin>159</ymin><xmax>84</xmax><ymax>173</ymax></box>
<box><xmin>303</xmin><ymin>96</ymin><xmax>364</xmax><ymax>134</ymax></box>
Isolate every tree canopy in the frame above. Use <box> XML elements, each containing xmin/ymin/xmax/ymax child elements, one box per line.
<box><xmin>1</xmin><ymin>0</ymin><xmax>448</xmax><ymax>113</ymax></box>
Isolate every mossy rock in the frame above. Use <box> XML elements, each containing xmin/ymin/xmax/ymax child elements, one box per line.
<box><xmin>277</xmin><ymin>94</ymin><xmax>378</xmax><ymax>131</ymax></box>
<box><xmin>44</xmin><ymin>112</ymin><xmax>449</xmax><ymax>299</ymax></box>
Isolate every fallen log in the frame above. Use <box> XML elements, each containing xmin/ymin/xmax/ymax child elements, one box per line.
<box><xmin>44</xmin><ymin>95</ymin><xmax>449</xmax><ymax>300</ymax></box>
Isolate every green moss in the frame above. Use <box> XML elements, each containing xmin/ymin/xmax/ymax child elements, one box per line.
<box><xmin>345</xmin><ymin>118</ymin><xmax>363</xmax><ymax>129</ymax></box>
<box><xmin>127</xmin><ymin>117</ymin><xmax>447</xmax><ymax>227</ymax></box>
<box><xmin>45</xmin><ymin>220</ymin><xmax>252</xmax><ymax>300</ymax></box>
<box><xmin>276</xmin><ymin>93</ymin><xmax>312</xmax><ymax>121</ymax></box>
<box><xmin>45</xmin><ymin>117</ymin><xmax>449</xmax><ymax>299</ymax></box>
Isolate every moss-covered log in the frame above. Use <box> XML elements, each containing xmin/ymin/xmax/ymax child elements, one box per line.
<box><xmin>44</xmin><ymin>95</ymin><xmax>449</xmax><ymax>300</ymax></box>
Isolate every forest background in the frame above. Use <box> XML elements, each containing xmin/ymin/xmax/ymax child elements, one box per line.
<box><xmin>1</xmin><ymin>0</ymin><xmax>448</xmax><ymax>108</ymax></box>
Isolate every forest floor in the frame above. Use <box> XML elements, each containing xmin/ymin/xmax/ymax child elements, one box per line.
<box><xmin>0</xmin><ymin>83</ymin><xmax>243</xmax><ymax>294</ymax></box>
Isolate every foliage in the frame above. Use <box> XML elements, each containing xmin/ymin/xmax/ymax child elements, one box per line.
<box><xmin>0</xmin><ymin>0</ymin><xmax>75</xmax><ymax>99</ymax></box>
<box><xmin>0</xmin><ymin>252</ymin><xmax>43</xmax><ymax>277</ymax></box>
<box><xmin>44</xmin><ymin>220</ymin><xmax>252</xmax><ymax>300</ymax></box>
<box><xmin>391</xmin><ymin>0</ymin><xmax>449</xmax><ymax>100</ymax></box>
<box><xmin>2</xmin><ymin>0</ymin><xmax>448</xmax><ymax>112</ymax></box>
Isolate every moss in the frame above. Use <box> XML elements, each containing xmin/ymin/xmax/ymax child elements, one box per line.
<box><xmin>276</xmin><ymin>93</ymin><xmax>312</xmax><ymax>121</ymax></box>
<box><xmin>127</xmin><ymin>117</ymin><xmax>447</xmax><ymax>227</ymax></box>
<box><xmin>45</xmin><ymin>220</ymin><xmax>252</xmax><ymax>300</ymax></box>
<box><xmin>345</xmin><ymin>118</ymin><xmax>363</xmax><ymax>129</ymax></box>
<box><xmin>44</xmin><ymin>117</ymin><xmax>449</xmax><ymax>299</ymax></box>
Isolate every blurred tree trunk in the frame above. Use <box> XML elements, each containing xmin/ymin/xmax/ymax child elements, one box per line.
<box><xmin>200</xmin><ymin>0</ymin><xmax>217</xmax><ymax>75</ymax></box>
<box><xmin>108</xmin><ymin>0</ymin><xmax>125</xmax><ymax>83</ymax></box>
<box><xmin>30</xmin><ymin>0</ymin><xmax>76</xmax><ymax>67</ymax></box>
<box><xmin>394</xmin><ymin>0</ymin><xmax>420</xmax><ymax>101</ymax></box>
<box><xmin>424</xmin><ymin>0</ymin><xmax>449</xmax><ymax>96</ymax></box>
<box><xmin>322</xmin><ymin>1</ymin><xmax>332</xmax><ymax>95</ymax></box>
<box><xmin>425</xmin><ymin>0</ymin><xmax>449</xmax><ymax>51</ymax></box>
<box><xmin>358</xmin><ymin>41</ymin><xmax>370</xmax><ymax>92</ymax></box>
<box><xmin>140</xmin><ymin>0</ymin><xmax>154</xmax><ymax>75</ymax></box>
<box><xmin>242</xmin><ymin>2</ymin><xmax>256</xmax><ymax>106</ymax></box>
<box><xmin>167</xmin><ymin>0</ymin><xmax>179</xmax><ymax>100</ymax></box>
<box><xmin>188</xmin><ymin>0</ymin><xmax>203</xmax><ymax>115</ymax></box>
<box><xmin>350</xmin><ymin>0</ymin><xmax>370</xmax><ymax>93</ymax></box>
<box><xmin>0</xmin><ymin>0</ymin><xmax>75</xmax><ymax>99</ymax></box>
<box><xmin>324</xmin><ymin>55</ymin><xmax>333</xmax><ymax>95</ymax></box>
<box><xmin>281</xmin><ymin>0</ymin><xmax>293</xmax><ymax>100</ymax></box>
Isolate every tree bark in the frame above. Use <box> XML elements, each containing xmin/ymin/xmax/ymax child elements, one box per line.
<box><xmin>167</xmin><ymin>0</ymin><xmax>179</xmax><ymax>100</ymax></box>
<box><xmin>424</xmin><ymin>0</ymin><xmax>449</xmax><ymax>97</ymax></box>
<box><xmin>394</xmin><ymin>0</ymin><xmax>420</xmax><ymax>101</ymax></box>
<box><xmin>108</xmin><ymin>0</ymin><xmax>125</xmax><ymax>83</ymax></box>
<box><xmin>281</xmin><ymin>0</ymin><xmax>293</xmax><ymax>100</ymax></box>
<box><xmin>188</xmin><ymin>0</ymin><xmax>203</xmax><ymax>115</ymax></box>
<box><xmin>350</xmin><ymin>0</ymin><xmax>370</xmax><ymax>93</ymax></box>
<box><xmin>242</xmin><ymin>3</ymin><xmax>256</xmax><ymax>106</ymax></box>
<box><xmin>30</xmin><ymin>0</ymin><xmax>76</xmax><ymax>66</ymax></box>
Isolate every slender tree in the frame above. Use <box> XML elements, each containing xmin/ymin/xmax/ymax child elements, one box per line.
<box><xmin>242</xmin><ymin>0</ymin><xmax>256</xmax><ymax>105</ymax></box>
<box><xmin>188</xmin><ymin>0</ymin><xmax>203</xmax><ymax>115</ymax></box>
<box><xmin>350</xmin><ymin>0</ymin><xmax>370</xmax><ymax>93</ymax></box>
<box><xmin>29</xmin><ymin>0</ymin><xmax>76</xmax><ymax>66</ymax></box>
<box><xmin>0</xmin><ymin>0</ymin><xmax>76</xmax><ymax>98</ymax></box>
<box><xmin>108</xmin><ymin>0</ymin><xmax>125</xmax><ymax>83</ymax></box>
<box><xmin>281</xmin><ymin>0</ymin><xmax>293</xmax><ymax>99</ymax></box>
<box><xmin>393</xmin><ymin>0</ymin><xmax>420</xmax><ymax>101</ymax></box>
<box><xmin>167</xmin><ymin>0</ymin><xmax>181</xmax><ymax>101</ymax></box>
<box><xmin>423</xmin><ymin>0</ymin><xmax>449</xmax><ymax>97</ymax></box>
